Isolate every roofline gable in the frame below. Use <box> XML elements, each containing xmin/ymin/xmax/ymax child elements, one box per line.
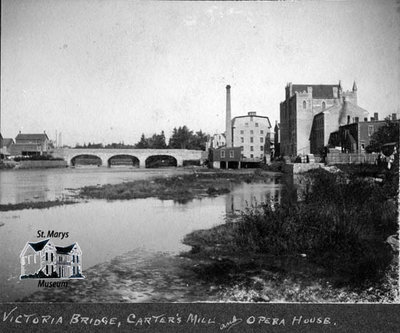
<box><xmin>231</xmin><ymin>115</ymin><xmax>272</xmax><ymax>128</ymax></box>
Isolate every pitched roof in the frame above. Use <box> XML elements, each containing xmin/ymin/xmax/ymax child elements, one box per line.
<box><xmin>318</xmin><ymin>101</ymin><xmax>368</xmax><ymax>121</ymax></box>
<box><xmin>340</xmin><ymin>101</ymin><xmax>368</xmax><ymax>115</ymax></box>
<box><xmin>28</xmin><ymin>239</ymin><xmax>50</xmax><ymax>252</ymax></box>
<box><xmin>292</xmin><ymin>84</ymin><xmax>340</xmax><ymax>99</ymax></box>
<box><xmin>321</xmin><ymin>103</ymin><xmax>342</xmax><ymax>115</ymax></box>
<box><xmin>338</xmin><ymin>101</ymin><xmax>368</xmax><ymax>125</ymax></box>
<box><xmin>56</xmin><ymin>244</ymin><xmax>76</xmax><ymax>254</ymax></box>
<box><xmin>2</xmin><ymin>138</ymin><xmax>14</xmax><ymax>147</ymax></box>
<box><xmin>15</xmin><ymin>133</ymin><xmax>49</xmax><ymax>141</ymax></box>
<box><xmin>232</xmin><ymin>114</ymin><xmax>272</xmax><ymax>128</ymax></box>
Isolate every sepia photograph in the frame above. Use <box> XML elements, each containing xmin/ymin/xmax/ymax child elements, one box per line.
<box><xmin>1</xmin><ymin>0</ymin><xmax>399</xmax><ymax>330</ymax></box>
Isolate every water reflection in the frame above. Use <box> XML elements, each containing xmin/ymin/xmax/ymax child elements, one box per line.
<box><xmin>0</xmin><ymin>169</ymin><xmax>285</xmax><ymax>302</ymax></box>
<box><xmin>0</xmin><ymin>168</ymin><xmax>196</xmax><ymax>205</ymax></box>
<box><xmin>225</xmin><ymin>179</ymin><xmax>283</xmax><ymax>214</ymax></box>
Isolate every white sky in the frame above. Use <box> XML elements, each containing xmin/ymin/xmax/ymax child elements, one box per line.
<box><xmin>1</xmin><ymin>0</ymin><xmax>399</xmax><ymax>146</ymax></box>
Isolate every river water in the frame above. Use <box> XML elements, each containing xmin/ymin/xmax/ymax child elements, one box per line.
<box><xmin>0</xmin><ymin>167</ymin><xmax>284</xmax><ymax>302</ymax></box>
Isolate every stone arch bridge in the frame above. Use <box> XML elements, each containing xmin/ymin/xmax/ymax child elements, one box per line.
<box><xmin>52</xmin><ymin>148</ymin><xmax>204</xmax><ymax>168</ymax></box>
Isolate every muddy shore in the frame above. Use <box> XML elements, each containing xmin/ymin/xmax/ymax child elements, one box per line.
<box><xmin>0</xmin><ymin>200</ymin><xmax>77</xmax><ymax>212</ymax></box>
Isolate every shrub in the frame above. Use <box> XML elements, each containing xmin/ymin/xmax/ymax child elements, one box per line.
<box><xmin>232</xmin><ymin>169</ymin><xmax>397</xmax><ymax>284</ymax></box>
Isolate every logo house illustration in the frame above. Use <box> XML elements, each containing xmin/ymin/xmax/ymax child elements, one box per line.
<box><xmin>20</xmin><ymin>239</ymin><xmax>84</xmax><ymax>279</ymax></box>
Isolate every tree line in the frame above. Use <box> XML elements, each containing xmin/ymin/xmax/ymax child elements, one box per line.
<box><xmin>366</xmin><ymin>118</ymin><xmax>399</xmax><ymax>153</ymax></box>
<box><xmin>75</xmin><ymin>126</ymin><xmax>209</xmax><ymax>150</ymax></box>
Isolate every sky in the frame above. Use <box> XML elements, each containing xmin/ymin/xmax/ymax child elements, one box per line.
<box><xmin>1</xmin><ymin>0</ymin><xmax>400</xmax><ymax>146</ymax></box>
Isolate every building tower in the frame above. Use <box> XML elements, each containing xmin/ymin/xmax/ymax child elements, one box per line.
<box><xmin>225</xmin><ymin>85</ymin><xmax>232</xmax><ymax>148</ymax></box>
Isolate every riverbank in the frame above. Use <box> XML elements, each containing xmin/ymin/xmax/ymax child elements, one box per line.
<box><xmin>181</xmin><ymin>166</ymin><xmax>399</xmax><ymax>302</ymax></box>
<box><xmin>0</xmin><ymin>159</ymin><xmax>67</xmax><ymax>169</ymax></box>
<box><xmin>182</xmin><ymin>229</ymin><xmax>398</xmax><ymax>302</ymax></box>
<box><xmin>78</xmin><ymin>169</ymin><xmax>279</xmax><ymax>202</ymax></box>
<box><xmin>0</xmin><ymin>200</ymin><xmax>77</xmax><ymax>212</ymax></box>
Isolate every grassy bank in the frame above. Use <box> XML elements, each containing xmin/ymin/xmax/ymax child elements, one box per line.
<box><xmin>0</xmin><ymin>200</ymin><xmax>77</xmax><ymax>212</ymax></box>
<box><xmin>79</xmin><ymin>169</ymin><xmax>277</xmax><ymax>202</ymax></box>
<box><xmin>183</xmin><ymin>166</ymin><xmax>399</xmax><ymax>302</ymax></box>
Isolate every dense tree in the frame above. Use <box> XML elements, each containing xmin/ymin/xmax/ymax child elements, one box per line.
<box><xmin>74</xmin><ymin>142</ymin><xmax>103</xmax><ymax>148</ymax></box>
<box><xmin>104</xmin><ymin>142</ymin><xmax>135</xmax><ymax>149</ymax></box>
<box><xmin>168</xmin><ymin>126</ymin><xmax>208</xmax><ymax>150</ymax></box>
<box><xmin>149</xmin><ymin>131</ymin><xmax>167</xmax><ymax>149</ymax></box>
<box><xmin>87</xmin><ymin>142</ymin><xmax>104</xmax><ymax>149</ymax></box>
<box><xmin>73</xmin><ymin>127</ymin><xmax>208</xmax><ymax>150</ymax></box>
<box><xmin>135</xmin><ymin>134</ymin><xmax>149</xmax><ymax>149</ymax></box>
<box><xmin>366</xmin><ymin>119</ymin><xmax>399</xmax><ymax>153</ymax></box>
<box><xmin>168</xmin><ymin>126</ymin><xmax>193</xmax><ymax>149</ymax></box>
<box><xmin>191</xmin><ymin>130</ymin><xmax>209</xmax><ymax>151</ymax></box>
<box><xmin>134</xmin><ymin>132</ymin><xmax>167</xmax><ymax>149</ymax></box>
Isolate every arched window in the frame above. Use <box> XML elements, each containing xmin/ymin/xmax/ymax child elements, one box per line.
<box><xmin>322</xmin><ymin>101</ymin><xmax>326</xmax><ymax>110</ymax></box>
<box><xmin>303</xmin><ymin>101</ymin><xmax>306</xmax><ymax>109</ymax></box>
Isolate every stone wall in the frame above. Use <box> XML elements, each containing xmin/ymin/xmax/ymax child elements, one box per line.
<box><xmin>283</xmin><ymin>163</ymin><xmax>324</xmax><ymax>174</ymax></box>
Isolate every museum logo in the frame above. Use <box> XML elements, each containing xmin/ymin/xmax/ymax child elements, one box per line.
<box><xmin>19</xmin><ymin>239</ymin><xmax>84</xmax><ymax>283</ymax></box>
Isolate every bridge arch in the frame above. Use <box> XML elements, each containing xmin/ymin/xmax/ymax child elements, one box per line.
<box><xmin>107</xmin><ymin>154</ymin><xmax>140</xmax><ymax>168</ymax></box>
<box><xmin>145</xmin><ymin>155</ymin><xmax>178</xmax><ymax>168</ymax></box>
<box><xmin>71</xmin><ymin>154</ymin><xmax>102</xmax><ymax>167</ymax></box>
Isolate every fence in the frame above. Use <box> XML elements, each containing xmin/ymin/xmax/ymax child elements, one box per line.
<box><xmin>326</xmin><ymin>152</ymin><xmax>377</xmax><ymax>165</ymax></box>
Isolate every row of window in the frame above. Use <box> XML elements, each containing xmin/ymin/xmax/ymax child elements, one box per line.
<box><xmin>44</xmin><ymin>265</ymin><xmax>80</xmax><ymax>276</ymax></box>
<box><xmin>243</xmin><ymin>122</ymin><xmax>260</xmax><ymax>127</ymax></box>
<box><xmin>242</xmin><ymin>153</ymin><xmax>264</xmax><ymax>159</ymax></box>
<box><xmin>240</xmin><ymin>137</ymin><xmax>264</xmax><ymax>143</ymax></box>
<box><xmin>302</xmin><ymin>100</ymin><xmax>326</xmax><ymax>110</ymax></box>
<box><xmin>244</xmin><ymin>146</ymin><xmax>264</xmax><ymax>152</ymax></box>
<box><xmin>45</xmin><ymin>252</ymin><xmax>80</xmax><ymax>263</ymax></box>
<box><xmin>220</xmin><ymin>150</ymin><xmax>234</xmax><ymax>158</ymax></box>
<box><xmin>220</xmin><ymin>146</ymin><xmax>264</xmax><ymax>159</ymax></box>
<box><xmin>239</xmin><ymin>130</ymin><xmax>264</xmax><ymax>135</ymax></box>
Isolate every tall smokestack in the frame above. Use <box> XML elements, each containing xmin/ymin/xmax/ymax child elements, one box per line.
<box><xmin>226</xmin><ymin>85</ymin><xmax>232</xmax><ymax>148</ymax></box>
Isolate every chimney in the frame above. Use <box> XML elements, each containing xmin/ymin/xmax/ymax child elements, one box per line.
<box><xmin>392</xmin><ymin>113</ymin><xmax>397</xmax><ymax>121</ymax></box>
<box><xmin>333</xmin><ymin>87</ymin><xmax>338</xmax><ymax>98</ymax></box>
<box><xmin>355</xmin><ymin>117</ymin><xmax>359</xmax><ymax>123</ymax></box>
<box><xmin>226</xmin><ymin>85</ymin><xmax>232</xmax><ymax>148</ymax></box>
<box><xmin>374</xmin><ymin>113</ymin><xmax>378</xmax><ymax>121</ymax></box>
